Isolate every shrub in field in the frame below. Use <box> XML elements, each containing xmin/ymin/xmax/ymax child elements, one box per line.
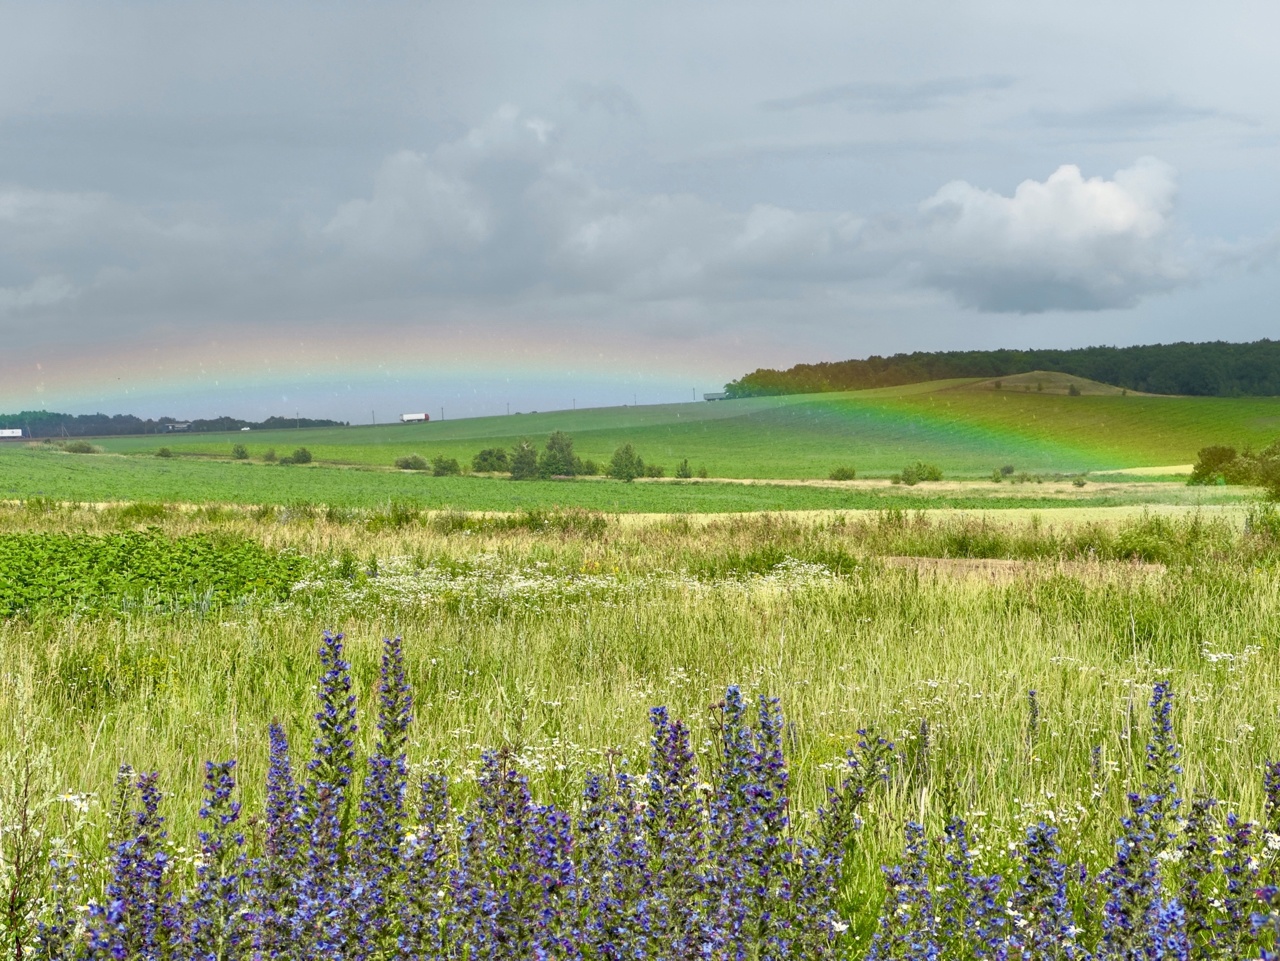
<box><xmin>579</xmin><ymin>458</ymin><xmax>600</xmax><ymax>476</ymax></box>
<box><xmin>394</xmin><ymin>454</ymin><xmax>428</xmax><ymax>471</ymax></box>
<box><xmin>643</xmin><ymin>463</ymin><xmax>666</xmax><ymax>478</ymax></box>
<box><xmin>676</xmin><ymin>458</ymin><xmax>693</xmax><ymax>478</ymax></box>
<box><xmin>1001</xmin><ymin>464</ymin><xmax>1016</xmax><ymax>476</ymax></box>
<box><xmin>509</xmin><ymin>440</ymin><xmax>539</xmax><ymax>480</ymax></box>
<box><xmin>279</xmin><ymin>447</ymin><xmax>313</xmax><ymax>466</ymax></box>
<box><xmin>1190</xmin><ymin>445</ymin><xmax>1239</xmax><ymax>485</ymax></box>
<box><xmin>538</xmin><ymin>431</ymin><xmax>581</xmax><ymax>478</ymax></box>
<box><xmin>431</xmin><ymin>455</ymin><xmax>461</xmax><ymax>476</ymax></box>
<box><xmin>231</xmin><ymin>444</ymin><xmax>249</xmax><ymax>460</ymax></box>
<box><xmin>991</xmin><ymin>468</ymin><xmax>1003</xmax><ymax>483</ymax></box>
<box><xmin>895</xmin><ymin>463</ymin><xmax>941</xmax><ymax>486</ymax></box>
<box><xmin>608</xmin><ymin>443</ymin><xmax>644</xmax><ymax>482</ymax></box>
<box><xmin>471</xmin><ymin>447</ymin><xmax>509</xmax><ymax>473</ymax></box>
<box><xmin>1189</xmin><ymin>440</ymin><xmax>1280</xmax><ymax>491</ymax></box>
<box><xmin>829</xmin><ymin>466</ymin><xmax>856</xmax><ymax>481</ymax></box>
<box><xmin>262</xmin><ymin>448</ymin><xmax>277</xmax><ymax>463</ymax></box>
<box><xmin>155</xmin><ymin>447</ymin><xmax>173</xmax><ymax>459</ymax></box>
<box><xmin>59</xmin><ymin>440</ymin><xmax>99</xmax><ymax>454</ymax></box>
<box><xmin>697</xmin><ymin>465</ymin><xmax>709</xmax><ymax>478</ymax></box>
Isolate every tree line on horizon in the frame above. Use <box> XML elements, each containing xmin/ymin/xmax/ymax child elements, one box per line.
<box><xmin>0</xmin><ymin>410</ymin><xmax>347</xmax><ymax>439</ymax></box>
<box><xmin>723</xmin><ymin>339</ymin><xmax>1280</xmax><ymax>398</ymax></box>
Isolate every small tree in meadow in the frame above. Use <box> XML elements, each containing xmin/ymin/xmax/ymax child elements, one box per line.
<box><xmin>510</xmin><ymin>440</ymin><xmax>539</xmax><ymax>480</ymax></box>
<box><xmin>538</xmin><ymin>431</ymin><xmax>580</xmax><ymax>478</ymax></box>
<box><xmin>231</xmin><ymin>444</ymin><xmax>249</xmax><ymax>460</ymax></box>
<box><xmin>395</xmin><ymin>454</ymin><xmax>428</xmax><ymax>471</ymax></box>
<box><xmin>675</xmin><ymin>458</ymin><xmax>693</xmax><ymax>479</ymax></box>
<box><xmin>608</xmin><ymin>444</ymin><xmax>644</xmax><ymax>482</ymax></box>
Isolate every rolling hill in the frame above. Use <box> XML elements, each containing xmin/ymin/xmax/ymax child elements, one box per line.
<box><xmin>80</xmin><ymin>378</ymin><xmax>1280</xmax><ymax>479</ymax></box>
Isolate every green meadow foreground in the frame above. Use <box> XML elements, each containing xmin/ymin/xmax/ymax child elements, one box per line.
<box><xmin>3</xmin><ymin>500</ymin><xmax>1280</xmax><ymax>927</ymax></box>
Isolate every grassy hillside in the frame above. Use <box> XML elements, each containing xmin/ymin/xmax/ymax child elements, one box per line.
<box><xmin>78</xmin><ymin>378</ymin><xmax>1280</xmax><ymax>479</ymax></box>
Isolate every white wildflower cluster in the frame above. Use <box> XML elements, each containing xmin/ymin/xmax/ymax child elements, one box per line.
<box><xmin>287</xmin><ymin>553</ymin><xmax>839</xmax><ymax>614</ymax></box>
<box><xmin>1199</xmin><ymin>643</ymin><xmax>1262</xmax><ymax>669</ymax></box>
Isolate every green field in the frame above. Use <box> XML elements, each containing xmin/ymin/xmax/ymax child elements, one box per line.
<box><xmin>0</xmin><ymin>445</ymin><xmax>1252</xmax><ymax>511</ymax></box>
<box><xmin>78</xmin><ymin>378</ymin><xmax>1280</xmax><ymax>478</ymax></box>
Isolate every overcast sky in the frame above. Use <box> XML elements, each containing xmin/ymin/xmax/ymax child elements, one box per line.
<box><xmin>2</xmin><ymin>1</ymin><xmax>1278</xmax><ymax>420</ymax></box>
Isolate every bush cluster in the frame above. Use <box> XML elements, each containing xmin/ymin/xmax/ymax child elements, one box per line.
<box><xmin>1189</xmin><ymin>441</ymin><xmax>1280</xmax><ymax>498</ymax></box>
<box><xmin>829</xmin><ymin>466</ymin><xmax>857</xmax><ymax>481</ymax></box>
<box><xmin>394</xmin><ymin>454</ymin><xmax>429</xmax><ymax>471</ymax></box>
<box><xmin>891</xmin><ymin>461</ymin><xmax>943</xmax><ymax>485</ymax></box>
<box><xmin>278</xmin><ymin>447</ymin><xmax>312</xmax><ymax>466</ymax></box>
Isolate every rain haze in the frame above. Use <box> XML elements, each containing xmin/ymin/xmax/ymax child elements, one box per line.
<box><xmin>2</xmin><ymin>1</ymin><xmax>1278</xmax><ymax>421</ymax></box>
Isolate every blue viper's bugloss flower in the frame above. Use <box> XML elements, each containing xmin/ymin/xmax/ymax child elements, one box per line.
<box><xmin>35</xmin><ymin>650</ymin><xmax>1280</xmax><ymax>961</ymax></box>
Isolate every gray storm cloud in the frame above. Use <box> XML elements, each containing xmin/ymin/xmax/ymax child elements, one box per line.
<box><xmin>0</xmin><ymin>0</ymin><xmax>1278</xmax><ymax>371</ymax></box>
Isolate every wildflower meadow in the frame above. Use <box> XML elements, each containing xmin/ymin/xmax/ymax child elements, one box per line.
<box><xmin>2</xmin><ymin>502</ymin><xmax>1280</xmax><ymax>958</ymax></box>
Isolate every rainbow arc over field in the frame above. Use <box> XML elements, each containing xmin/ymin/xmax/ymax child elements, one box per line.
<box><xmin>0</xmin><ymin>325</ymin><xmax>736</xmax><ymax>420</ymax></box>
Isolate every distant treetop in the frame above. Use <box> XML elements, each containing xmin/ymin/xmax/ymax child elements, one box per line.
<box><xmin>723</xmin><ymin>339</ymin><xmax>1280</xmax><ymax>398</ymax></box>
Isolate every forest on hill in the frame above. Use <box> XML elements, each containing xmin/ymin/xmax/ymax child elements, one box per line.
<box><xmin>0</xmin><ymin>410</ymin><xmax>346</xmax><ymax>438</ymax></box>
<box><xmin>724</xmin><ymin>339</ymin><xmax>1280</xmax><ymax>397</ymax></box>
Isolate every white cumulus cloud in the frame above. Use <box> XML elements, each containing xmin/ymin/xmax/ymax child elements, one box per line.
<box><xmin>899</xmin><ymin>158</ymin><xmax>1189</xmax><ymax>312</ymax></box>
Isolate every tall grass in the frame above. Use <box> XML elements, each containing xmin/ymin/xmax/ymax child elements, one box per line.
<box><xmin>3</xmin><ymin>505</ymin><xmax>1280</xmax><ymax>908</ymax></box>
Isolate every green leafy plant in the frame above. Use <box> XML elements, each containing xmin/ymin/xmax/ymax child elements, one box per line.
<box><xmin>231</xmin><ymin>444</ymin><xmax>249</xmax><ymax>460</ymax></box>
<box><xmin>394</xmin><ymin>454</ymin><xmax>429</xmax><ymax>471</ymax></box>
<box><xmin>828</xmin><ymin>466</ymin><xmax>856</xmax><ymax>481</ymax></box>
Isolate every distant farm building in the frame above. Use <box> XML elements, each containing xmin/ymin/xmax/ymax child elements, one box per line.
<box><xmin>703</xmin><ymin>392</ymin><xmax>728</xmax><ymax>401</ymax></box>
<box><xmin>164</xmin><ymin>423</ymin><xmax>192</xmax><ymax>432</ymax></box>
<box><xmin>400</xmin><ymin>412</ymin><xmax>430</xmax><ymax>423</ymax></box>
<box><xmin>0</xmin><ymin>428</ymin><xmax>23</xmax><ymax>439</ymax></box>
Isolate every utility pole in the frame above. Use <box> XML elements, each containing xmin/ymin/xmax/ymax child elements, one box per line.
<box><xmin>507</xmin><ymin>402</ymin><xmax>510</xmax><ymax>416</ymax></box>
<box><xmin>572</xmin><ymin>398</ymin><xmax>575</xmax><ymax>410</ymax></box>
<box><xmin>372</xmin><ymin>411</ymin><xmax>375</xmax><ymax>426</ymax></box>
<box><xmin>440</xmin><ymin>406</ymin><xmax>444</xmax><ymax>422</ymax></box>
